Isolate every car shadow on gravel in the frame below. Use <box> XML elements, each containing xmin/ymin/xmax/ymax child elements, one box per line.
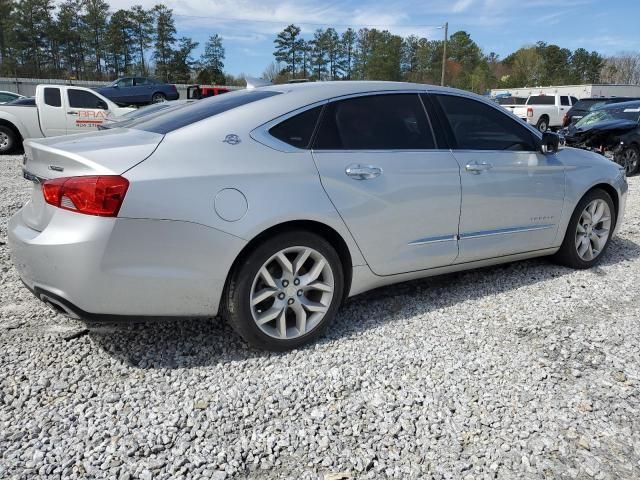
<box><xmin>88</xmin><ymin>236</ymin><xmax>640</xmax><ymax>368</ymax></box>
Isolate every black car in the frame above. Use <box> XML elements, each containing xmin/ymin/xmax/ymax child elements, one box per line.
<box><xmin>5</xmin><ymin>96</ymin><xmax>36</xmax><ymax>106</ymax></box>
<box><xmin>565</xmin><ymin>100</ymin><xmax>640</xmax><ymax>175</ymax></box>
<box><xmin>563</xmin><ymin>97</ymin><xmax>640</xmax><ymax>127</ymax></box>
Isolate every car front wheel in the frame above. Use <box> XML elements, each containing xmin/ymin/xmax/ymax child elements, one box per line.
<box><xmin>224</xmin><ymin>231</ymin><xmax>344</xmax><ymax>350</ymax></box>
<box><xmin>553</xmin><ymin>189</ymin><xmax>615</xmax><ymax>269</ymax></box>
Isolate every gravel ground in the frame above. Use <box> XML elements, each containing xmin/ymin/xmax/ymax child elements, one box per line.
<box><xmin>1</xmin><ymin>153</ymin><xmax>639</xmax><ymax>480</ymax></box>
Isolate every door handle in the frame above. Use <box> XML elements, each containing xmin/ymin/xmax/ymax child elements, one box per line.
<box><xmin>345</xmin><ymin>164</ymin><xmax>383</xmax><ymax>180</ymax></box>
<box><xmin>67</xmin><ymin>111</ymin><xmax>79</xmax><ymax>116</ymax></box>
<box><xmin>465</xmin><ymin>161</ymin><xmax>493</xmax><ymax>174</ymax></box>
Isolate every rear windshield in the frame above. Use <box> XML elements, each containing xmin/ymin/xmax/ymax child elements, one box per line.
<box><xmin>495</xmin><ymin>97</ymin><xmax>527</xmax><ymax>105</ymax></box>
<box><xmin>573</xmin><ymin>99</ymin><xmax>601</xmax><ymax>111</ymax></box>
<box><xmin>527</xmin><ymin>96</ymin><xmax>555</xmax><ymax>105</ymax></box>
<box><xmin>131</xmin><ymin>89</ymin><xmax>281</xmax><ymax>134</ymax></box>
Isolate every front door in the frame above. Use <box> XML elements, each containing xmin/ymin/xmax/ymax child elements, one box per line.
<box><xmin>312</xmin><ymin>93</ymin><xmax>462</xmax><ymax>276</ymax></box>
<box><xmin>65</xmin><ymin>88</ymin><xmax>110</xmax><ymax>133</ymax></box>
<box><xmin>429</xmin><ymin>93</ymin><xmax>565</xmax><ymax>263</ymax></box>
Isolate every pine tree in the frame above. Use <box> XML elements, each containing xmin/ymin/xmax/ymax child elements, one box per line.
<box><xmin>273</xmin><ymin>24</ymin><xmax>302</xmax><ymax>78</ymax></box>
<box><xmin>130</xmin><ymin>5</ymin><xmax>154</xmax><ymax>76</ymax></box>
<box><xmin>199</xmin><ymin>34</ymin><xmax>225</xmax><ymax>84</ymax></box>
<box><xmin>153</xmin><ymin>4</ymin><xmax>176</xmax><ymax>82</ymax></box>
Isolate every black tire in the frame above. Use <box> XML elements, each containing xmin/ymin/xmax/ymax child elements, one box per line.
<box><xmin>553</xmin><ymin>188</ymin><xmax>615</xmax><ymax>269</ymax></box>
<box><xmin>223</xmin><ymin>230</ymin><xmax>344</xmax><ymax>351</ymax></box>
<box><xmin>536</xmin><ymin>116</ymin><xmax>549</xmax><ymax>132</ymax></box>
<box><xmin>618</xmin><ymin>145</ymin><xmax>640</xmax><ymax>176</ymax></box>
<box><xmin>151</xmin><ymin>92</ymin><xmax>166</xmax><ymax>103</ymax></box>
<box><xmin>0</xmin><ymin>125</ymin><xmax>18</xmax><ymax>154</ymax></box>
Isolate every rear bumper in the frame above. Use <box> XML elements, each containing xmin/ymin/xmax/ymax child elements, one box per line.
<box><xmin>8</xmin><ymin>207</ymin><xmax>246</xmax><ymax>318</ymax></box>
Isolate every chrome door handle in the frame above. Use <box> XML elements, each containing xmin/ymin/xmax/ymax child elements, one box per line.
<box><xmin>465</xmin><ymin>161</ymin><xmax>493</xmax><ymax>174</ymax></box>
<box><xmin>67</xmin><ymin>111</ymin><xmax>79</xmax><ymax>115</ymax></box>
<box><xmin>345</xmin><ymin>164</ymin><xmax>383</xmax><ymax>180</ymax></box>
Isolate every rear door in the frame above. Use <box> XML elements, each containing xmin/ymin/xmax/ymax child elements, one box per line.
<box><xmin>37</xmin><ymin>87</ymin><xmax>66</xmax><ymax>137</ymax></box>
<box><xmin>134</xmin><ymin>77</ymin><xmax>154</xmax><ymax>103</ymax></box>
<box><xmin>65</xmin><ymin>88</ymin><xmax>110</xmax><ymax>133</ymax></box>
<box><xmin>312</xmin><ymin>92</ymin><xmax>462</xmax><ymax>276</ymax></box>
<box><xmin>427</xmin><ymin>92</ymin><xmax>565</xmax><ymax>263</ymax></box>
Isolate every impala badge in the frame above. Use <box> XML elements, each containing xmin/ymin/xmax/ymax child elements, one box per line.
<box><xmin>223</xmin><ymin>134</ymin><xmax>241</xmax><ymax>145</ymax></box>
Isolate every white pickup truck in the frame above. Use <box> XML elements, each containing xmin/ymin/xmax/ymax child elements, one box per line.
<box><xmin>507</xmin><ymin>94</ymin><xmax>579</xmax><ymax>132</ymax></box>
<box><xmin>0</xmin><ymin>85</ymin><xmax>134</xmax><ymax>154</ymax></box>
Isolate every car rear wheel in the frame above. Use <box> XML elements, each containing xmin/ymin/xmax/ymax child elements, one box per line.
<box><xmin>618</xmin><ymin>145</ymin><xmax>640</xmax><ymax>176</ymax></box>
<box><xmin>224</xmin><ymin>231</ymin><xmax>344</xmax><ymax>351</ymax></box>
<box><xmin>151</xmin><ymin>92</ymin><xmax>166</xmax><ymax>103</ymax></box>
<box><xmin>553</xmin><ymin>189</ymin><xmax>615</xmax><ymax>269</ymax></box>
<box><xmin>536</xmin><ymin>116</ymin><xmax>549</xmax><ymax>132</ymax></box>
<box><xmin>0</xmin><ymin>125</ymin><xmax>17</xmax><ymax>154</ymax></box>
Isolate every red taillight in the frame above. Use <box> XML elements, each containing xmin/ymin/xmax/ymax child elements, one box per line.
<box><xmin>527</xmin><ymin>107</ymin><xmax>533</xmax><ymax>117</ymax></box>
<box><xmin>42</xmin><ymin>176</ymin><xmax>129</xmax><ymax>217</ymax></box>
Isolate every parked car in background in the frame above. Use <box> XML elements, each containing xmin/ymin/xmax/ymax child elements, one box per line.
<box><xmin>511</xmin><ymin>94</ymin><xmax>579</xmax><ymax>131</ymax></box>
<box><xmin>0</xmin><ymin>91</ymin><xmax>24</xmax><ymax>104</ymax></box>
<box><xmin>565</xmin><ymin>100</ymin><xmax>640</xmax><ymax>176</ymax></box>
<box><xmin>0</xmin><ymin>85</ymin><xmax>134</xmax><ymax>154</ymax></box>
<box><xmin>5</xmin><ymin>97</ymin><xmax>35</xmax><ymax>106</ymax></box>
<box><xmin>562</xmin><ymin>97</ymin><xmax>640</xmax><ymax>127</ymax></box>
<box><xmin>95</xmin><ymin>77</ymin><xmax>179</xmax><ymax>106</ymax></box>
<box><xmin>8</xmin><ymin>81</ymin><xmax>627</xmax><ymax>350</ymax></box>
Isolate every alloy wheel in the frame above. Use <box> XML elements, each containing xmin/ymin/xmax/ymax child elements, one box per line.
<box><xmin>250</xmin><ymin>246</ymin><xmax>335</xmax><ymax>340</ymax></box>
<box><xmin>0</xmin><ymin>131</ymin><xmax>9</xmax><ymax>149</ymax></box>
<box><xmin>575</xmin><ymin>199</ymin><xmax>611</xmax><ymax>261</ymax></box>
<box><xmin>621</xmin><ymin>148</ymin><xmax>639</xmax><ymax>175</ymax></box>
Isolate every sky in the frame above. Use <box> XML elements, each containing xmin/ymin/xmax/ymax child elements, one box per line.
<box><xmin>106</xmin><ymin>0</ymin><xmax>640</xmax><ymax>77</ymax></box>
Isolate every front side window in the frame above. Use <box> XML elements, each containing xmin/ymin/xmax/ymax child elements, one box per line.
<box><xmin>314</xmin><ymin>94</ymin><xmax>434</xmax><ymax>150</ymax></box>
<box><xmin>68</xmin><ymin>89</ymin><xmax>107</xmax><ymax>109</ymax></box>
<box><xmin>561</xmin><ymin>96</ymin><xmax>570</xmax><ymax>106</ymax></box>
<box><xmin>269</xmin><ymin>106</ymin><xmax>323</xmax><ymax>149</ymax></box>
<box><xmin>44</xmin><ymin>88</ymin><xmax>62</xmax><ymax>107</ymax></box>
<box><xmin>435</xmin><ymin>94</ymin><xmax>537</xmax><ymax>151</ymax></box>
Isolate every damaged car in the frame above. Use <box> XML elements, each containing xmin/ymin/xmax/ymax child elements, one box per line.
<box><xmin>565</xmin><ymin>100</ymin><xmax>640</xmax><ymax>176</ymax></box>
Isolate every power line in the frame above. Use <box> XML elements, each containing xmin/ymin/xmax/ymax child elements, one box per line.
<box><xmin>173</xmin><ymin>13</ymin><xmax>444</xmax><ymax>29</ymax></box>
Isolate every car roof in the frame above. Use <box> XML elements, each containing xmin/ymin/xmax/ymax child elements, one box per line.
<box><xmin>600</xmin><ymin>99</ymin><xmax>640</xmax><ymax>109</ymax></box>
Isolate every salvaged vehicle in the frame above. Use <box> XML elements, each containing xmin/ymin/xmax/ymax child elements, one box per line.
<box><xmin>565</xmin><ymin>100</ymin><xmax>640</xmax><ymax>175</ymax></box>
<box><xmin>95</xmin><ymin>77</ymin><xmax>179</xmax><ymax>106</ymax></box>
<box><xmin>9</xmin><ymin>82</ymin><xmax>627</xmax><ymax>350</ymax></box>
<box><xmin>0</xmin><ymin>85</ymin><xmax>134</xmax><ymax>154</ymax></box>
<box><xmin>562</xmin><ymin>97</ymin><xmax>640</xmax><ymax>127</ymax></box>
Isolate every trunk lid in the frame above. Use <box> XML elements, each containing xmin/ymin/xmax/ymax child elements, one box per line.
<box><xmin>21</xmin><ymin>128</ymin><xmax>163</xmax><ymax>231</ymax></box>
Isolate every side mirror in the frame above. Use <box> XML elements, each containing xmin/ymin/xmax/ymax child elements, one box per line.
<box><xmin>539</xmin><ymin>131</ymin><xmax>565</xmax><ymax>154</ymax></box>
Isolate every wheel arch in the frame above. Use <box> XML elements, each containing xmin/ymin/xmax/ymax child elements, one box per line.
<box><xmin>0</xmin><ymin>118</ymin><xmax>23</xmax><ymax>143</ymax></box>
<box><xmin>585</xmin><ymin>182</ymin><xmax>619</xmax><ymax>222</ymax></box>
<box><xmin>225</xmin><ymin>220</ymin><xmax>354</xmax><ymax>303</ymax></box>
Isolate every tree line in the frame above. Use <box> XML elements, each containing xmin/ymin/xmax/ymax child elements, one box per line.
<box><xmin>269</xmin><ymin>24</ymin><xmax>640</xmax><ymax>93</ymax></box>
<box><xmin>0</xmin><ymin>0</ymin><xmax>233</xmax><ymax>84</ymax></box>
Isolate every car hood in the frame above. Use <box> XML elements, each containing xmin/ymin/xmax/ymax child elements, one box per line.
<box><xmin>568</xmin><ymin>119</ymin><xmax>638</xmax><ymax>136</ymax></box>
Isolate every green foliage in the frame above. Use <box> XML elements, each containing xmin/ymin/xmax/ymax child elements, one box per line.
<box><xmin>198</xmin><ymin>34</ymin><xmax>225</xmax><ymax>84</ymax></box>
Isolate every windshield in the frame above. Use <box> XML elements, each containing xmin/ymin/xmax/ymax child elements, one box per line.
<box><xmin>576</xmin><ymin>104</ymin><xmax>640</xmax><ymax>127</ymax></box>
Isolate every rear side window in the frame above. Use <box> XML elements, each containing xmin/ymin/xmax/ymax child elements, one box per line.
<box><xmin>269</xmin><ymin>106</ymin><xmax>323</xmax><ymax>149</ymax></box>
<box><xmin>313</xmin><ymin>94</ymin><xmax>434</xmax><ymax>150</ymax></box>
<box><xmin>561</xmin><ymin>96</ymin><xmax>570</xmax><ymax>106</ymax></box>
<box><xmin>435</xmin><ymin>94</ymin><xmax>537</xmax><ymax>151</ymax></box>
<box><xmin>44</xmin><ymin>88</ymin><xmax>61</xmax><ymax>107</ymax></box>
<box><xmin>68</xmin><ymin>89</ymin><xmax>107</xmax><ymax>109</ymax></box>
<box><xmin>527</xmin><ymin>96</ymin><xmax>555</xmax><ymax>105</ymax></box>
<box><xmin>132</xmin><ymin>90</ymin><xmax>281</xmax><ymax>134</ymax></box>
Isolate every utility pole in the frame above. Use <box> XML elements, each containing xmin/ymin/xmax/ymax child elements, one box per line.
<box><xmin>440</xmin><ymin>22</ymin><xmax>448</xmax><ymax>86</ymax></box>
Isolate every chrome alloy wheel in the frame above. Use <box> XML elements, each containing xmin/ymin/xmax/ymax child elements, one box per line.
<box><xmin>0</xmin><ymin>131</ymin><xmax>9</xmax><ymax>149</ymax></box>
<box><xmin>575</xmin><ymin>199</ymin><xmax>612</xmax><ymax>261</ymax></box>
<box><xmin>250</xmin><ymin>246</ymin><xmax>335</xmax><ymax>339</ymax></box>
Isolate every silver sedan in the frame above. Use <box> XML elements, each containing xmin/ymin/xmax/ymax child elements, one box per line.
<box><xmin>8</xmin><ymin>82</ymin><xmax>628</xmax><ymax>350</ymax></box>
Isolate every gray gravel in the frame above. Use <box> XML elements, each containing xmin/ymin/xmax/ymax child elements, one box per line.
<box><xmin>1</xmin><ymin>152</ymin><xmax>640</xmax><ymax>480</ymax></box>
